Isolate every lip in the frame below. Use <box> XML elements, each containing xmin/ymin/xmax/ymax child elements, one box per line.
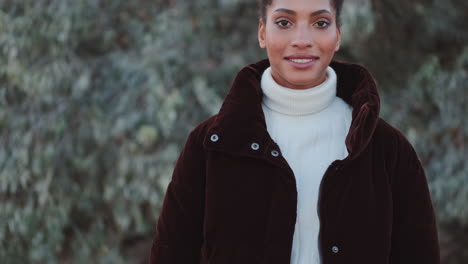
<box><xmin>284</xmin><ymin>55</ymin><xmax>319</xmax><ymax>69</ymax></box>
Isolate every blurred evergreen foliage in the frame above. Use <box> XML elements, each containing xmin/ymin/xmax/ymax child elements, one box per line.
<box><xmin>0</xmin><ymin>0</ymin><xmax>466</xmax><ymax>263</ymax></box>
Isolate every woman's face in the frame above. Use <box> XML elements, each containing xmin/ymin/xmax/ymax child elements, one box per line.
<box><xmin>258</xmin><ymin>0</ymin><xmax>341</xmax><ymax>90</ymax></box>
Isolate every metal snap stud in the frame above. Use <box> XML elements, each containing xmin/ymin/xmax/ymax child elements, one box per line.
<box><xmin>331</xmin><ymin>246</ymin><xmax>339</xmax><ymax>253</ymax></box>
<box><xmin>251</xmin><ymin>142</ymin><xmax>260</xmax><ymax>150</ymax></box>
<box><xmin>210</xmin><ymin>134</ymin><xmax>219</xmax><ymax>142</ymax></box>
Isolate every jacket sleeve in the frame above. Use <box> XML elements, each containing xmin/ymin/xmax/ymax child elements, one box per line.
<box><xmin>389</xmin><ymin>133</ymin><xmax>440</xmax><ymax>264</ymax></box>
<box><xmin>149</xmin><ymin>128</ymin><xmax>206</xmax><ymax>264</ymax></box>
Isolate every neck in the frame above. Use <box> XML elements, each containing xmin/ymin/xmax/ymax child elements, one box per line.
<box><xmin>261</xmin><ymin>66</ymin><xmax>338</xmax><ymax>116</ymax></box>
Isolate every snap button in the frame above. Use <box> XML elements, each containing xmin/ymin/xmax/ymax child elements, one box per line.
<box><xmin>251</xmin><ymin>142</ymin><xmax>260</xmax><ymax>150</ymax></box>
<box><xmin>331</xmin><ymin>246</ymin><xmax>339</xmax><ymax>253</ymax></box>
<box><xmin>271</xmin><ymin>150</ymin><xmax>279</xmax><ymax>157</ymax></box>
<box><xmin>210</xmin><ymin>134</ymin><xmax>219</xmax><ymax>142</ymax></box>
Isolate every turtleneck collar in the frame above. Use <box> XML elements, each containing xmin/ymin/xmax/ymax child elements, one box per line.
<box><xmin>261</xmin><ymin>66</ymin><xmax>337</xmax><ymax>116</ymax></box>
<box><xmin>204</xmin><ymin>59</ymin><xmax>381</xmax><ymax>162</ymax></box>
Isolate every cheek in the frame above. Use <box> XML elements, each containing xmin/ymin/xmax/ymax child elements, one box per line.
<box><xmin>317</xmin><ymin>32</ymin><xmax>340</xmax><ymax>52</ymax></box>
<box><xmin>265</xmin><ymin>29</ymin><xmax>288</xmax><ymax>57</ymax></box>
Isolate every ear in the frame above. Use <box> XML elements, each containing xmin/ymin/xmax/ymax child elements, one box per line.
<box><xmin>258</xmin><ymin>19</ymin><xmax>266</xmax><ymax>49</ymax></box>
<box><xmin>335</xmin><ymin>26</ymin><xmax>341</xmax><ymax>52</ymax></box>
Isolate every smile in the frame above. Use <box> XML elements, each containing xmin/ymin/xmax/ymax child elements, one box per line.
<box><xmin>288</xmin><ymin>58</ymin><xmax>316</xmax><ymax>63</ymax></box>
<box><xmin>285</xmin><ymin>56</ymin><xmax>319</xmax><ymax>69</ymax></box>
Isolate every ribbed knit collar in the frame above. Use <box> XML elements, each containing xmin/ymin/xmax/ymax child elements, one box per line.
<box><xmin>261</xmin><ymin>66</ymin><xmax>337</xmax><ymax>116</ymax></box>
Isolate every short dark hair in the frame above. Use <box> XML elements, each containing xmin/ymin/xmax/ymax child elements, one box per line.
<box><xmin>257</xmin><ymin>0</ymin><xmax>344</xmax><ymax>26</ymax></box>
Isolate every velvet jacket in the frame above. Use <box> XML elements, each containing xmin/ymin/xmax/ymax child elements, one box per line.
<box><xmin>149</xmin><ymin>59</ymin><xmax>440</xmax><ymax>264</ymax></box>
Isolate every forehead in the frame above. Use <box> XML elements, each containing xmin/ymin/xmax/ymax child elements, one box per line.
<box><xmin>268</xmin><ymin>0</ymin><xmax>333</xmax><ymax>11</ymax></box>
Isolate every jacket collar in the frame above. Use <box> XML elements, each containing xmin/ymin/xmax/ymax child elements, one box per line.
<box><xmin>203</xmin><ymin>58</ymin><xmax>380</xmax><ymax>165</ymax></box>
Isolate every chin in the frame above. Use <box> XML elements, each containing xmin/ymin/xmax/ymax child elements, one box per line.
<box><xmin>286</xmin><ymin>75</ymin><xmax>320</xmax><ymax>87</ymax></box>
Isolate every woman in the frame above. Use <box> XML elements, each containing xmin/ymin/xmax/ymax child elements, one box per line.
<box><xmin>149</xmin><ymin>0</ymin><xmax>440</xmax><ymax>263</ymax></box>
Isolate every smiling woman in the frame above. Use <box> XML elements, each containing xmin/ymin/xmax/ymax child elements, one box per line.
<box><xmin>258</xmin><ymin>0</ymin><xmax>342</xmax><ymax>89</ymax></box>
<box><xmin>149</xmin><ymin>0</ymin><xmax>440</xmax><ymax>264</ymax></box>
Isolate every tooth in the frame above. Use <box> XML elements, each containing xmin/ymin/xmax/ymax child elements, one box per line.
<box><xmin>291</xmin><ymin>58</ymin><xmax>313</xmax><ymax>63</ymax></box>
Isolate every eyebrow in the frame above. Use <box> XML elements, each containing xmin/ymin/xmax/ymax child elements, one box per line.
<box><xmin>273</xmin><ymin>8</ymin><xmax>331</xmax><ymax>17</ymax></box>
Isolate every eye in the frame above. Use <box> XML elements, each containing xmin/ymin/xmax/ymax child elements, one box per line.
<box><xmin>314</xmin><ymin>20</ymin><xmax>330</xmax><ymax>28</ymax></box>
<box><xmin>275</xmin><ymin>19</ymin><xmax>292</xmax><ymax>28</ymax></box>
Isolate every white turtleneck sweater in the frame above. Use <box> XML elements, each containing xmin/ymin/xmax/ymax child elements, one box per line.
<box><xmin>260</xmin><ymin>66</ymin><xmax>353</xmax><ymax>264</ymax></box>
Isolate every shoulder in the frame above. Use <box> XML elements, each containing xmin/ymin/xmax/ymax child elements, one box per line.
<box><xmin>373</xmin><ymin>118</ymin><xmax>416</xmax><ymax>152</ymax></box>
<box><xmin>373</xmin><ymin>118</ymin><xmax>422</xmax><ymax>174</ymax></box>
<box><xmin>185</xmin><ymin>114</ymin><xmax>219</xmax><ymax>146</ymax></box>
<box><xmin>173</xmin><ymin>114</ymin><xmax>219</xmax><ymax>169</ymax></box>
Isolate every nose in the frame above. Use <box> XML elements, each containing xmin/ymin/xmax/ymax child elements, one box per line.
<box><xmin>291</xmin><ymin>23</ymin><xmax>313</xmax><ymax>48</ymax></box>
